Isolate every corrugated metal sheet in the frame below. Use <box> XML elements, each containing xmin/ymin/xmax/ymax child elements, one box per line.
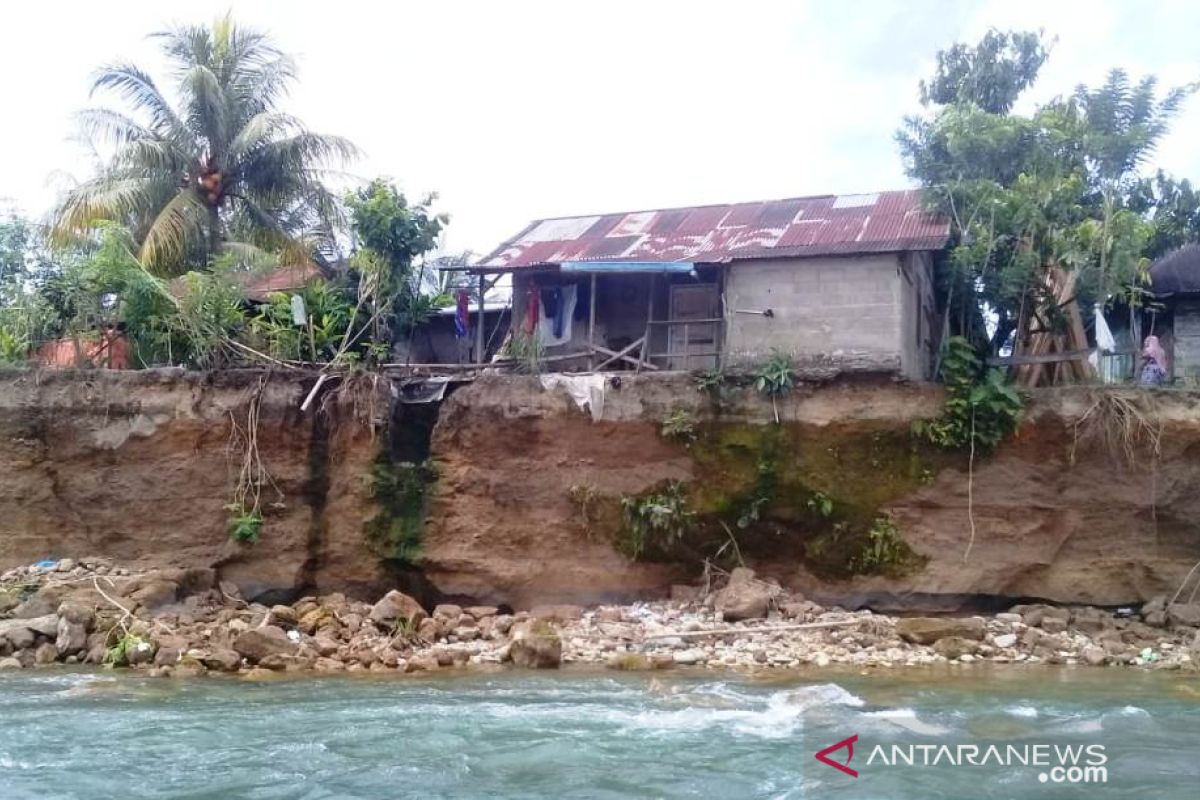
<box><xmin>479</xmin><ymin>190</ymin><xmax>949</xmax><ymax>270</ymax></box>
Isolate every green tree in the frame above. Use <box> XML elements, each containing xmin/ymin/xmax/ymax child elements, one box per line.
<box><xmin>51</xmin><ymin>13</ymin><xmax>357</xmax><ymax>275</ymax></box>
<box><xmin>1130</xmin><ymin>171</ymin><xmax>1200</xmax><ymax>258</ymax></box>
<box><xmin>344</xmin><ymin>179</ymin><xmax>448</xmax><ymax>349</ymax></box>
<box><xmin>919</xmin><ymin>29</ymin><xmax>1051</xmax><ymax>114</ymax></box>
<box><xmin>899</xmin><ymin>30</ymin><xmax>1193</xmax><ymax>356</ymax></box>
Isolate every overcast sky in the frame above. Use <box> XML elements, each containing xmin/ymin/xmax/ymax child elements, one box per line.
<box><xmin>3</xmin><ymin>0</ymin><xmax>1200</xmax><ymax>258</ymax></box>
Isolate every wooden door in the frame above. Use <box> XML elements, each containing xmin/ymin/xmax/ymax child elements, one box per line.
<box><xmin>667</xmin><ymin>284</ymin><xmax>720</xmax><ymax>370</ymax></box>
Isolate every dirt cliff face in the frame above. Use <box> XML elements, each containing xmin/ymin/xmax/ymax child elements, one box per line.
<box><xmin>4</xmin><ymin>369</ymin><xmax>1198</xmax><ymax>610</ymax></box>
<box><xmin>424</xmin><ymin>376</ymin><xmax>1200</xmax><ymax>609</ymax></box>
<box><xmin>0</xmin><ymin>369</ymin><xmax>388</xmax><ymax>602</ymax></box>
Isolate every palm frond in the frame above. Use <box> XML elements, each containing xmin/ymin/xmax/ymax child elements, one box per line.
<box><xmin>90</xmin><ymin>63</ymin><xmax>189</xmax><ymax>139</ymax></box>
<box><xmin>138</xmin><ymin>189</ymin><xmax>210</xmax><ymax>274</ymax></box>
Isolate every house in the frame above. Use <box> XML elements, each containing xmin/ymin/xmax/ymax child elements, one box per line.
<box><xmin>470</xmin><ymin>190</ymin><xmax>949</xmax><ymax>379</ymax></box>
<box><xmin>1142</xmin><ymin>244</ymin><xmax>1200</xmax><ymax>384</ymax></box>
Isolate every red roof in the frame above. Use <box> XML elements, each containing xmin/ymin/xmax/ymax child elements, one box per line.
<box><xmin>479</xmin><ymin>190</ymin><xmax>949</xmax><ymax>270</ymax></box>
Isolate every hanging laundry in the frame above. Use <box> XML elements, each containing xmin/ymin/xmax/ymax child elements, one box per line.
<box><xmin>523</xmin><ymin>288</ymin><xmax>540</xmax><ymax>335</ymax></box>
<box><xmin>537</xmin><ymin>284</ymin><xmax>577</xmax><ymax>346</ymax></box>
<box><xmin>455</xmin><ymin>289</ymin><xmax>470</xmax><ymax>339</ymax></box>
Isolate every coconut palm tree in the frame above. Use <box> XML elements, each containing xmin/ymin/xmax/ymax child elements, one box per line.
<box><xmin>52</xmin><ymin>14</ymin><xmax>357</xmax><ymax>275</ymax></box>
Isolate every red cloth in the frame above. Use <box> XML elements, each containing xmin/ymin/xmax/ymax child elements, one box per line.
<box><xmin>523</xmin><ymin>288</ymin><xmax>540</xmax><ymax>335</ymax></box>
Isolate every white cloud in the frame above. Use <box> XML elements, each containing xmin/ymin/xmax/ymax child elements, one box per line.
<box><xmin>2</xmin><ymin>0</ymin><xmax>1198</xmax><ymax>257</ymax></box>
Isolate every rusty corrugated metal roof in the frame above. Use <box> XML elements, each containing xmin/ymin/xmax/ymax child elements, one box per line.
<box><xmin>479</xmin><ymin>190</ymin><xmax>949</xmax><ymax>270</ymax></box>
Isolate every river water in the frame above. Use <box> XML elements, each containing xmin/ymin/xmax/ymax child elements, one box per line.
<box><xmin>1</xmin><ymin>666</ymin><xmax>1197</xmax><ymax>798</ymax></box>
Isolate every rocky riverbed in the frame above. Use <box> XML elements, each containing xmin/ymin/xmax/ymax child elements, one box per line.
<box><xmin>2</xmin><ymin>561</ymin><xmax>1199</xmax><ymax>677</ymax></box>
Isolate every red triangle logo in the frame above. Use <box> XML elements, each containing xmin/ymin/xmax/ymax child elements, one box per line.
<box><xmin>815</xmin><ymin>734</ymin><xmax>859</xmax><ymax>777</ymax></box>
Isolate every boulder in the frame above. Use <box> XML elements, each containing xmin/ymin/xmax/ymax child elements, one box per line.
<box><xmin>55</xmin><ymin>619</ymin><xmax>88</xmax><ymax>656</ymax></box>
<box><xmin>130</xmin><ymin>580</ymin><xmax>179</xmax><ymax>610</ymax></box>
<box><xmin>896</xmin><ymin>617</ymin><xmax>986</xmax><ymax>645</ymax></box>
<box><xmin>23</xmin><ymin>615</ymin><xmax>60</xmax><ymax>637</ymax></box>
<box><xmin>0</xmin><ymin>656</ymin><xmax>22</xmax><ymax>670</ymax></box>
<box><xmin>404</xmin><ymin>653</ymin><xmax>440</xmax><ymax>672</ymax></box>
<box><xmin>433</xmin><ymin>604</ymin><xmax>463</xmax><ymax>620</ymax></box>
<box><xmin>0</xmin><ymin>620</ymin><xmax>36</xmax><ymax>650</ymax></box>
<box><xmin>154</xmin><ymin>647</ymin><xmax>181</xmax><ymax>667</ymax></box>
<box><xmin>527</xmin><ymin>604</ymin><xmax>584</xmax><ymax>622</ymax></box>
<box><xmin>714</xmin><ymin>568</ymin><xmax>775</xmax><ymax>622</ymax></box>
<box><xmin>298</xmin><ymin>608</ymin><xmax>335</xmax><ymax>635</ymax></box>
<box><xmin>314</xmin><ymin>657</ymin><xmax>346</xmax><ymax>672</ymax></box>
<box><xmin>932</xmin><ymin>637</ymin><xmax>978</xmax><ymax>660</ymax></box>
<box><xmin>1013</xmin><ymin>604</ymin><xmax>1069</xmax><ymax>629</ymax></box>
<box><xmin>202</xmin><ymin>649</ymin><xmax>243</xmax><ymax>672</ymax></box>
<box><xmin>508</xmin><ymin>620</ymin><xmax>563</xmax><ymax>669</ymax></box>
<box><xmin>465</xmin><ymin>606</ymin><xmax>499</xmax><ymax>620</ymax></box>
<box><xmin>0</xmin><ymin>592</ymin><xmax>19</xmax><ymax>614</ymax></box>
<box><xmin>267</xmin><ymin>605</ymin><xmax>298</xmax><ymax>628</ymax></box>
<box><xmin>992</xmin><ymin>633</ymin><xmax>1018</xmax><ymax>649</ymax></box>
<box><xmin>57</xmin><ymin>603</ymin><xmax>94</xmax><ymax>629</ymax></box>
<box><xmin>232</xmin><ymin>626</ymin><xmax>297</xmax><ymax>663</ymax></box>
<box><xmin>1041</xmin><ymin>617</ymin><xmax>1068</xmax><ymax>634</ymax></box>
<box><xmin>126</xmin><ymin>640</ymin><xmax>157</xmax><ymax>666</ymax></box>
<box><xmin>34</xmin><ymin>642</ymin><xmax>59</xmax><ymax>665</ymax></box>
<box><xmin>1166</xmin><ymin>603</ymin><xmax>1200</xmax><ymax>630</ymax></box>
<box><xmin>11</xmin><ymin>586</ymin><xmax>67</xmax><ymax>619</ymax></box>
<box><xmin>368</xmin><ymin>591</ymin><xmax>427</xmax><ymax>628</ymax></box>
<box><xmin>1081</xmin><ymin>646</ymin><xmax>1107</xmax><ymax>666</ymax></box>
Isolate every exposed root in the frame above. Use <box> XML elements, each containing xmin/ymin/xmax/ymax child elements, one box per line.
<box><xmin>1070</xmin><ymin>391</ymin><xmax>1162</xmax><ymax>469</ymax></box>
<box><xmin>226</xmin><ymin>375</ymin><xmax>284</xmax><ymax>525</ymax></box>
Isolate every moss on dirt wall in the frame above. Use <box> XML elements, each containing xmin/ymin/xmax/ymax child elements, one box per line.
<box><xmin>606</xmin><ymin>420</ymin><xmax>962</xmax><ymax>577</ymax></box>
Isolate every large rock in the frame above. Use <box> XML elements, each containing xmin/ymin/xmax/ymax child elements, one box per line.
<box><xmin>1166</xmin><ymin>603</ymin><xmax>1200</xmax><ymax>630</ymax></box>
<box><xmin>129</xmin><ymin>580</ymin><xmax>179</xmax><ymax>610</ymax></box>
<box><xmin>508</xmin><ymin>620</ymin><xmax>562</xmax><ymax>669</ymax></box>
<box><xmin>0</xmin><ymin>620</ymin><xmax>35</xmax><ymax>650</ymax></box>
<box><xmin>716</xmin><ymin>568</ymin><xmax>776</xmax><ymax>622</ymax></box>
<box><xmin>232</xmin><ymin>626</ymin><xmax>297</xmax><ymax>663</ymax></box>
<box><xmin>896</xmin><ymin>617</ymin><xmax>986</xmax><ymax>645</ymax></box>
<box><xmin>368</xmin><ymin>591</ymin><xmax>427</xmax><ymax>628</ymax></box>
<box><xmin>55</xmin><ymin>618</ymin><xmax>88</xmax><ymax>656</ymax></box>
<box><xmin>0</xmin><ymin>656</ymin><xmax>22</xmax><ymax>670</ymax></box>
<box><xmin>527</xmin><ymin>604</ymin><xmax>584</xmax><ymax>622</ymax></box>
<box><xmin>10</xmin><ymin>586</ymin><xmax>67</xmax><ymax>619</ymax></box>
<box><xmin>0</xmin><ymin>592</ymin><xmax>19</xmax><ymax>614</ymax></box>
<box><xmin>932</xmin><ymin>637</ymin><xmax>978</xmax><ymax>660</ymax></box>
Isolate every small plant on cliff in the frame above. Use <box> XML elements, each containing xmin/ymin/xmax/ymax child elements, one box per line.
<box><xmin>660</xmin><ymin>408</ymin><xmax>698</xmax><ymax>444</ymax></box>
<box><xmin>753</xmin><ymin>350</ymin><xmax>795</xmax><ymax>424</ymax></box>
<box><xmin>226</xmin><ymin>507</ymin><xmax>264</xmax><ymax>543</ymax></box>
<box><xmin>848</xmin><ymin>514</ymin><xmax>919</xmax><ymax>575</ymax></box>
<box><xmin>694</xmin><ymin>367</ymin><xmax>731</xmax><ymax>407</ymax></box>
<box><xmin>916</xmin><ymin>337</ymin><xmax>1023</xmax><ymax>453</ymax></box>
<box><xmin>620</xmin><ymin>482</ymin><xmax>695</xmax><ymax>559</ymax></box>
<box><xmin>806</xmin><ymin>491</ymin><xmax>834</xmax><ymax>518</ymax></box>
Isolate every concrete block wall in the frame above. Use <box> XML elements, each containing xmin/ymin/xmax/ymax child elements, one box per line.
<box><xmin>723</xmin><ymin>254</ymin><xmax>908</xmax><ymax>372</ymax></box>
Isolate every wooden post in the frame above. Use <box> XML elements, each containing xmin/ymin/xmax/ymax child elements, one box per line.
<box><xmin>588</xmin><ymin>273</ymin><xmax>597</xmax><ymax>371</ymax></box>
<box><xmin>639</xmin><ymin>274</ymin><xmax>655</xmax><ymax>373</ymax></box>
<box><xmin>682</xmin><ymin>322</ymin><xmax>690</xmax><ymax>371</ymax></box>
<box><xmin>476</xmin><ymin>273</ymin><xmax>485</xmax><ymax>364</ymax></box>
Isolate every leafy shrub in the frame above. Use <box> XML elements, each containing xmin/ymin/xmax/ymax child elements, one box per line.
<box><xmin>753</xmin><ymin>350</ymin><xmax>795</xmax><ymax>423</ymax></box>
<box><xmin>660</xmin><ymin>409</ymin><xmax>698</xmax><ymax>444</ymax></box>
<box><xmin>104</xmin><ymin>632</ymin><xmax>149</xmax><ymax>667</ymax></box>
<box><xmin>226</xmin><ymin>507</ymin><xmax>264</xmax><ymax>543</ymax></box>
<box><xmin>620</xmin><ymin>482</ymin><xmax>695</xmax><ymax>559</ymax></box>
<box><xmin>849</xmin><ymin>514</ymin><xmax>914</xmax><ymax>574</ymax></box>
<box><xmin>694</xmin><ymin>368</ymin><xmax>730</xmax><ymax>406</ymax></box>
<box><xmin>916</xmin><ymin>337</ymin><xmax>1023</xmax><ymax>452</ymax></box>
<box><xmin>806</xmin><ymin>491</ymin><xmax>834</xmax><ymax>518</ymax></box>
